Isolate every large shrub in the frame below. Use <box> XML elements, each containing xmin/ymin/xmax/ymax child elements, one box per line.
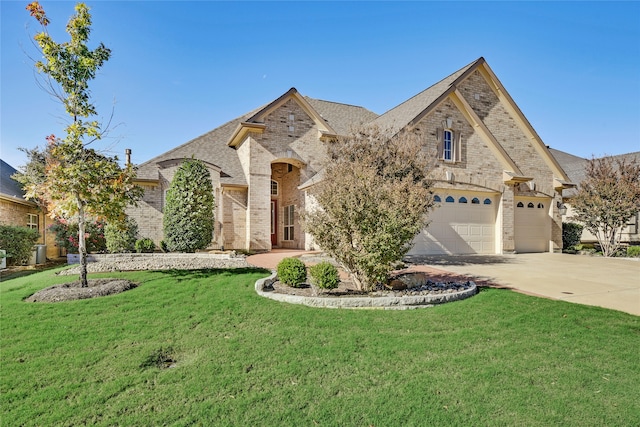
<box><xmin>276</xmin><ymin>257</ymin><xmax>307</xmax><ymax>288</ymax></box>
<box><xmin>49</xmin><ymin>218</ymin><xmax>106</xmax><ymax>254</ymax></box>
<box><xmin>562</xmin><ymin>222</ymin><xmax>584</xmax><ymax>250</ymax></box>
<box><xmin>309</xmin><ymin>261</ymin><xmax>340</xmax><ymax>290</ymax></box>
<box><xmin>0</xmin><ymin>225</ymin><xmax>40</xmax><ymax>266</ymax></box>
<box><xmin>304</xmin><ymin>125</ymin><xmax>435</xmax><ymax>291</ymax></box>
<box><xmin>163</xmin><ymin>159</ymin><xmax>215</xmax><ymax>253</ymax></box>
<box><xmin>105</xmin><ymin>217</ymin><xmax>138</xmax><ymax>253</ymax></box>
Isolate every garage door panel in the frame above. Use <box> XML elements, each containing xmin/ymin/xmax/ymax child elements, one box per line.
<box><xmin>515</xmin><ymin>198</ymin><xmax>551</xmax><ymax>253</ymax></box>
<box><xmin>409</xmin><ymin>192</ymin><xmax>497</xmax><ymax>255</ymax></box>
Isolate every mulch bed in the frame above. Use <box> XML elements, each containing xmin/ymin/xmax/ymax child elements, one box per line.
<box><xmin>25</xmin><ymin>279</ymin><xmax>138</xmax><ymax>303</ymax></box>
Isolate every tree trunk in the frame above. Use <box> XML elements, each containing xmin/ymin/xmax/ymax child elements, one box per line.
<box><xmin>77</xmin><ymin>196</ymin><xmax>88</xmax><ymax>287</ymax></box>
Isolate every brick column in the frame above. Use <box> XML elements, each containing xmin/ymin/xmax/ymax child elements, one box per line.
<box><xmin>502</xmin><ymin>185</ymin><xmax>516</xmax><ymax>253</ymax></box>
<box><xmin>551</xmin><ymin>192</ymin><xmax>563</xmax><ymax>253</ymax></box>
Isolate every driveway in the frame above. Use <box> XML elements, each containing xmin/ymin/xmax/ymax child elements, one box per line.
<box><xmin>405</xmin><ymin>253</ymin><xmax>640</xmax><ymax>316</ymax></box>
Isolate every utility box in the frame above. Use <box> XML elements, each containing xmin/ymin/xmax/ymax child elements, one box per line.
<box><xmin>0</xmin><ymin>250</ymin><xmax>6</xmax><ymax>269</ymax></box>
<box><xmin>35</xmin><ymin>245</ymin><xmax>47</xmax><ymax>264</ymax></box>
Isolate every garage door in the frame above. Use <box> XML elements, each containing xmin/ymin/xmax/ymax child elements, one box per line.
<box><xmin>409</xmin><ymin>192</ymin><xmax>497</xmax><ymax>255</ymax></box>
<box><xmin>515</xmin><ymin>197</ymin><xmax>551</xmax><ymax>253</ymax></box>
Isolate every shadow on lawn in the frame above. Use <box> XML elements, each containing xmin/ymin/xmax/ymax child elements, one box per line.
<box><xmin>0</xmin><ymin>260</ymin><xmax>67</xmax><ymax>282</ymax></box>
<box><xmin>156</xmin><ymin>267</ymin><xmax>271</xmax><ymax>281</ymax></box>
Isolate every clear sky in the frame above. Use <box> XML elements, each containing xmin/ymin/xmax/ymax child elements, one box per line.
<box><xmin>1</xmin><ymin>1</ymin><xmax>639</xmax><ymax>169</ymax></box>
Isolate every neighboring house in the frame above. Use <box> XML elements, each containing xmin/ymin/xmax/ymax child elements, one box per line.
<box><xmin>129</xmin><ymin>57</ymin><xmax>573</xmax><ymax>255</ymax></box>
<box><xmin>550</xmin><ymin>149</ymin><xmax>640</xmax><ymax>244</ymax></box>
<box><xmin>0</xmin><ymin>159</ymin><xmax>58</xmax><ymax>260</ymax></box>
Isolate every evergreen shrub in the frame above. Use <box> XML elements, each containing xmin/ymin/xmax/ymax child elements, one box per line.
<box><xmin>0</xmin><ymin>225</ymin><xmax>40</xmax><ymax>265</ymax></box>
<box><xmin>309</xmin><ymin>261</ymin><xmax>340</xmax><ymax>290</ymax></box>
<box><xmin>135</xmin><ymin>238</ymin><xmax>156</xmax><ymax>253</ymax></box>
<box><xmin>276</xmin><ymin>257</ymin><xmax>307</xmax><ymax>287</ymax></box>
<box><xmin>562</xmin><ymin>222</ymin><xmax>583</xmax><ymax>250</ymax></box>
<box><xmin>105</xmin><ymin>217</ymin><xmax>138</xmax><ymax>253</ymax></box>
<box><xmin>626</xmin><ymin>245</ymin><xmax>640</xmax><ymax>258</ymax></box>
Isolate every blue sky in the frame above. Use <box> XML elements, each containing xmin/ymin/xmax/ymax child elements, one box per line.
<box><xmin>1</xmin><ymin>1</ymin><xmax>639</xmax><ymax>169</ymax></box>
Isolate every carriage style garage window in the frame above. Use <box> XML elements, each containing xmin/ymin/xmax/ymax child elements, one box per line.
<box><xmin>284</xmin><ymin>205</ymin><xmax>294</xmax><ymax>241</ymax></box>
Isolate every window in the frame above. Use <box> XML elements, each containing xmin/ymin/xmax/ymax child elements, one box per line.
<box><xmin>459</xmin><ymin>197</ymin><xmax>467</xmax><ymax>204</ymax></box>
<box><xmin>537</xmin><ymin>203</ymin><xmax>544</xmax><ymax>209</ymax></box>
<box><xmin>483</xmin><ymin>198</ymin><xmax>492</xmax><ymax>205</ymax></box>
<box><xmin>472</xmin><ymin>197</ymin><xmax>480</xmax><ymax>204</ymax></box>
<box><xmin>27</xmin><ymin>213</ymin><xmax>39</xmax><ymax>231</ymax></box>
<box><xmin>287</xmin><ymin>164</ymin><xmax>293</xmax><ymax>173</ymax></box>
<box><xmin>270</xmin><ymin>180</ymin><xmax>278</xmax><ymax>196</ymax></box>
<box><xmin>517</xmin><ymin>202</ymin><xmax>524</xmax><ymax>208</ymax></box>
<box><xmin>527</xmin><ymin>202</ymin><xmax>535</xmax><ymax>208</ymax></box>
<box><xmin>443</xmin><ymin>130</ymin><xmax>453</xmax><ymax>161</ymax></box>
<box><xmin>445</xmin><ymin>196</ymin><xmax>455</xmax><ymax>203</ymax></box>
<box><xmin>284</xmin><ymin>205</ymin><xmax>294</xmax><ymax>241</ymax></box>
<box><xmin>437</xmin><ymin>128</ymin><xmax>460</xmax><ymax>162</ymax></box>
<box><xmin>433</xmin><ymin>195</ymin><xmax>441</xmax><ymax>203</ymax></box>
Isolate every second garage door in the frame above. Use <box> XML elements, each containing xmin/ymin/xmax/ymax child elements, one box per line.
<box><xmin>410</xmin><ymin>191</ymin><xmax>498</xmax><ymax>255</ymax></box>
<box><xmin>515</xmin><ymin>197</ymin><xmax>551</xmax><ymax>253</ymax></box>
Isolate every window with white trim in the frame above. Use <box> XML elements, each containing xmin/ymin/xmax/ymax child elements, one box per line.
<box><xmin>284</xmin><ymin>205</ymin><xmax>294</xmax><ymax>241</ymax></box>
<box><xmin>27</xmin><ymin>213</ymin><xmax>39</xmax><ymax>231</ymax></box>
<box><xmin>270</xmin><ymin>180</ymin><xmax>278</xmax><ymax>196</ymax></box>
<box><xmin>437</xmin><ymin>127</ymin><xmax>461</xmax><ymax>162</ymax></box>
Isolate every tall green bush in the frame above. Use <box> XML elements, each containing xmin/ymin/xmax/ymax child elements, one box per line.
<box><xmin>562</xmin><ymin>222</ymin><xmax>584</xmax><ymax>250</ymax></box>
<box><xmin>105</xmin><ymin>217</ymin><xmax>138</xmax><ymax>253</ymax></box>
<box><xmin>0</xmin><ymin>225</ymin><xmax>40</xmax><ymax>266</ymax></box>
<box><xmin>163</xmin><ymin>159</ymin><xmax>214</xmax><ymax>253</ymax></box>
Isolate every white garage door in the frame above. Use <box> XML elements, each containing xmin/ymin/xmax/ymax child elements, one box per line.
<box><xmin>515</xmin><ymin>197</ymin><xmax>551</xmax><ymax>253</ymax></box>
<box><xmin>409</xmin><ymin>192</ymin><xmax>497</xmax><ymax>255</ymax></box>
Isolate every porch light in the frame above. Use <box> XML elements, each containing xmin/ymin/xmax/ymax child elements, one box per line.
<box><xmin>557</xmin><ymin>202</ymin><xmax>567</xmax><ymax>216</ymax></box>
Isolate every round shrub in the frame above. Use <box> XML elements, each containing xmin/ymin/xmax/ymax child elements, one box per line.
<box><xmin>309</xmin><ymin>261</ymin><xmax>340</xmax><ymax>290</ymax></box>
<box><xmin>135</xmin><ymin>238</ymin><xmax>156</xmax><ymax>253</ymax></box>
<box><xmin>276</xmin><ymin>257</ymin><xmax>307</xmax><ymax>288</ymax></box>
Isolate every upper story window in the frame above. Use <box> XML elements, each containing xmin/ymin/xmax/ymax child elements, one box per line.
<box><xmin>271</xmin><ymin>180</ymin><xmax>278</xmax><ymax>196</ymax></box>
<box><xmin>437</xmin><ymin>126</ymin><xmax>460</xmax><ymax>162</ymax></box>
<box><xmin>27</xmin><ymin>213</ymin><xmax>39</xmax><ymax>231</ymax></box>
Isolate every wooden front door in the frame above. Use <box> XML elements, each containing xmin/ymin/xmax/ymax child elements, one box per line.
<box><xmin>271</xmin><ymin>200</ymin><xmax>277</xmax><ymax>246</ymax></box>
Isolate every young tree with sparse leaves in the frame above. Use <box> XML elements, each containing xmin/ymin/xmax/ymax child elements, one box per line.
<box><xmin>21</xmin><ymin>2</ymin><xmax>142</xmax><ymax>286</ymax></box>
<box><xmin>163</xmin><ymin>159</ymin><xmax>215</xmax><ymax>253</ymax></box>
<box><xmin>570</xmin><ymin>155</ymin><xmax>640</xmax><ymax>257</ymax></box>
<box><xmin>304</xmin><ymin>125</ymin><xmax>435</xmax><ymax>291</ymax></box>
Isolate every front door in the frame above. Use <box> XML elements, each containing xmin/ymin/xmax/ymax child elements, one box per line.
<box><xmin>271</xmin><ymin>200</ymin><xmax>277</xmax><ymax>246</ymax></box>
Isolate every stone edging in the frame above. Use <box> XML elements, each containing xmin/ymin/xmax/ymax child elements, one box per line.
<box><xmin>255</xmin><ymin>271</ymin><xmax>477</xmax><ymax>310</ymax></box>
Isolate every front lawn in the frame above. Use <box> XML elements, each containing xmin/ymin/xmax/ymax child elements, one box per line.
<box><xmin>1</xmin><ymin>267</ymin><xmax>638</xmax><ymax>426</ymax></box>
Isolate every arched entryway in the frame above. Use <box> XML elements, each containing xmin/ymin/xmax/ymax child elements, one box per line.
<box><xmin>270</xmin><ymin>161</ymin><xmax>303</xmax><ymax>249</ymax></box>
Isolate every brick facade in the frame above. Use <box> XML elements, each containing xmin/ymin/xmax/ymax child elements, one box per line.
<box><xmin>129</xmin><ymin>58</ymin><xmax>569</xmax><ymax>255</ymax></box>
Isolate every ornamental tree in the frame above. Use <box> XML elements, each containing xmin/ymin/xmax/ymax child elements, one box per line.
<box><xmin>163</xmin><ymin>159</ymin><xmax>215</xmax><ymax>252</ymax></box>
<box><xmin>303</xmin><ymin>125</ymin><xmax>435</xmax><ymax>291</ymax></box>
<box><xmin>570</xmin><ymin>155</ymin><xmax>640</xmax><ymax>257</ymax></box>
<box><xmin>21</xmin><ymin>2</ymin><xmax>142</xmax><ymax>286</ymax></box>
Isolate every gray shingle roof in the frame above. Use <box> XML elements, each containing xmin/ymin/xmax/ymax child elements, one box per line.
<box><xmin>0</xmin><ymin>159</ymin><xmax>27</xmax><ymax>199</ymax></box>
<box><xmin>372</xmin><ymin>58</ymin><xmax>482</xmax><ymax>134</ymax></box>
<box><xmin>549</xmin><ymin>148</ymin><xmax>640</xmax><ymax>197</ymax></box>
<box><xmin>304</xmin><ymin>97</ymin><xmax>378</xmax><ymax>135</ymax></box>
<box><xmin>136</xmin><ymin>112</ymin><xmax>258</xmax><ymax>186</ymax></box>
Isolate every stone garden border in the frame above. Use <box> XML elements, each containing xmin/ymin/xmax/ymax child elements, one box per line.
<box><xmin>255</xmin><ymin>271</ymin><xmax>477</xmax><ymax>310</ymax></box>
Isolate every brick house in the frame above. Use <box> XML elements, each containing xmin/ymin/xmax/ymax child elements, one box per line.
<box><xmin>550</xmin><ymin>149</ymin><xmax>640</xmax><ymax>245</ymax></box>
<box><xmin>0</xmin><ymin>159</ymin><xmax>58</xmax><ymax>260</ymax></box>
<box><xmin>129</xmin><ymin>57</ymin><xmax>573</xmax><ymax>254</ymax></box>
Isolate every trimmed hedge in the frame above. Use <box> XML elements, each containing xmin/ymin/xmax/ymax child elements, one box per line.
<box><xmin>276</xmin><ymin>257</ymin><xmax>307</xmax><ymax>288</ymax></box>
<box><xmin>0</xmin><ymin>225</ymin><xmax>40</xmax><ymax>266</ymax></box>
<box><xmin>309</xmin><ymin>261</ymin><xmax>340</xmax><ymax>290</ymax></box>
<box><xmin>562</xmin><ymin>222</ymin><xmax>583</xmax><ymax>250</ymax></box>
<box><xmin>135</xmin><ymin>238</ymin><xmax>156</xmax><ymax>253</ymax></box>
<box><xmin>105</xmin><ymin>217</ymin><xmax>138</xmax><ymax>253</ymax></box>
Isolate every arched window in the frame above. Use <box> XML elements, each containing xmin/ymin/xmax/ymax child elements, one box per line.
<box><xmin>433</xmin><ymin>195</ymin><xmax>441</xmax><ymax>203</ymax></box>
<box><xmin>471</xmin><ymin>198</ymin><xmax>480</xmax><ymax>204</ymax></box>
<box><xmin>445</xmin><ymin>196</ymin><xmax>455</xmax><ymax>203</ymax></box>
<box><xmin>484</xmin><ymin>198</ymin><xmax>492</xmax><ymax>205</ymax></box>
<box><xmin>537</xmin><ymin>203</ymin><xmax>544</xmax><ymax>209</ymax></box>
<box><xmin>459</xmin><ymin>197</ymin><xmax>468</xmax><ymax>204</ymax></box>
<box><xmin>517</xmin><ymin>202</ymin><xmax>524</xmax><ymax>208</ymax></box>
<box><xmin>270</xmin><ymin>180</ymin><xmax>278</xmax><ymax>196</ymax></box>
<box><xmin>528</xmin><ymin>202</ymin><xmax>535</xmax><ymax>208</ymax></box>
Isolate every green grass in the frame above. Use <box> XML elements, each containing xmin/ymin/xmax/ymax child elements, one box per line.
<box><xmin>2</xmin><ymin>267</ymin><xmax>639</xmax><ymax>426</ymax></box>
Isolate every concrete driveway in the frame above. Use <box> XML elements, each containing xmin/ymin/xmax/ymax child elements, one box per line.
<box><xmin>406</xmin><ymin>253</ymin><xmax>640</xmax><ymax>316</ymax></box>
